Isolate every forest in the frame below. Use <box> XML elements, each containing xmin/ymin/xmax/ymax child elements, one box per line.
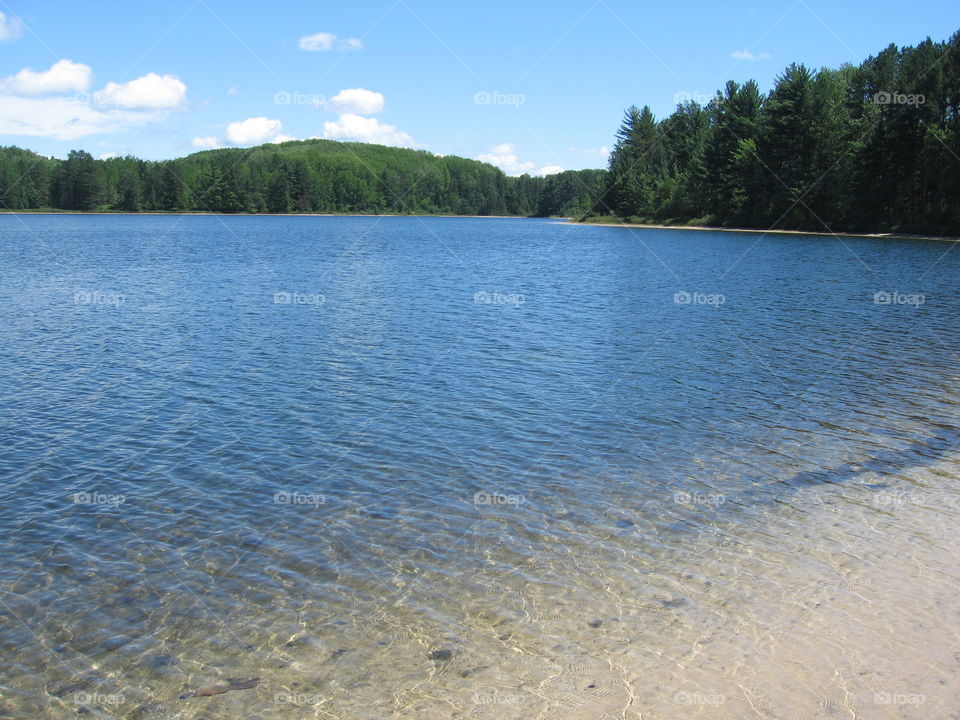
<box><xmin>0</xmin><ymin>139</ymin><xmax>605</xmax><ymax>218</ymax></box>
<box><xmin>592</xmin><ymin>29</ymin><xmax>960</xmax><ymax>236</ymax></box>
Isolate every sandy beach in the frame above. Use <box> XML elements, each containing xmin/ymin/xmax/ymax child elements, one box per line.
<box><xmin>567</xmin><ymin>220</ymin><xmax>960</xmax><ymax>244</ymax></box>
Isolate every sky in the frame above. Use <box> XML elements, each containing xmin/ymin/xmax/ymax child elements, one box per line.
<box><xmin>0</xmin><ymin>0</ymin><xmax>956</xmax><ymax>174</ymax></box>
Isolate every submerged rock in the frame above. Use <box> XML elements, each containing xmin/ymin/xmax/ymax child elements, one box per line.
<box><xmin>428</xmin><ymin>649</ymin><xmax>453</xmax><ymax>662</ymax></box>
<box><xmin>129</xmin><ymin>702</ymin><xmax>168</xmax><ymax>719</ymax></box>
<box><xmin>47</xmin><ymin>674</ymin><xmax>100</xmax><ymax>698</ymax></box>
<box><xmin>179</xmin><ymin>677</ymin><xmax>259</xmax><ymax>699</ymax></box>
<box><xmin>147</xmin><ymin>654</ymin><xmax>178</xmax><ymax>669</ymax></box>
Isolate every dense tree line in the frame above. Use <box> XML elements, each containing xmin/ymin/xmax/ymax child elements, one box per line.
<box><xmin>0</xmin><ymin>139</ymin><xmax>604</xmax><ymax>218</ymax></box>
<box><xmin>594</xmin><ymin>29</ymin><xmax>960</xmax><ymax>236</ymax></box>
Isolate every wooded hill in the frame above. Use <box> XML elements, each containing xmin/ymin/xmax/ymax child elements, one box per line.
<box><xmin>0</xmin><ymin>139</ymin><xmax>605</xmax><ymax>218</ymax></box>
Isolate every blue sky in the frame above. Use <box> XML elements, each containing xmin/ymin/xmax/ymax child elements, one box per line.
<box><xmin>0</xmin><ymin>0</ymin><xmax>955</xmax><ymax>173</ymax></box>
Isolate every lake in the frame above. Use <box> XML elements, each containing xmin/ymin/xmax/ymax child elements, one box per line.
<box><xmin>1</xmin><ymin>214</ymin><xmax>958</xmax><ymax>719</ymax></box>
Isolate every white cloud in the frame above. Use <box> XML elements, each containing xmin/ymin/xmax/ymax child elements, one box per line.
<box><xmin>192</xmin><ymin>136</ymin><xmax>222</xmax><ymax>149</ymax></box>
<box><xmin>99</xmin><ymin>152</ymin><xmax>118</xmax><ymax>160</ymax></box>
<box><xmin>0</xmin><ymin>59</ymin><xmax>92</xmax><ymax>95</ymax></box>
<box><xmin>476</xmin><ymin>143</ymin><xmax>564</xmax><ymax>176</ymax></box>
<box><xmin>329</xmin><ymin>88</ymin><xmax>384</xmax><ymax>115</ymax></box>
<box><xmin>228</xmin><ymin>85</ymin><xmax>239</xmax><ymax>96</ymax></box>
<box><xmin>322</xmin><ymin>113</ymin><xmax>419</xmax><ymax>147</ymax></box>
<box><xmin>475</xmin><ymin>143</ymin><xmax>533</xmax><ymax>175</ymax></box>
<box><xmin>299</xmin><ymin>32</ymin><xmax>335</xmax><ymax>51</ymax></box>
<box><xmin>0</xmin><ymin>11</ymin><xmax>22</xmax><ymax>43</ymax></box>
<box><xmin>194</xmin><ymin>119</ymin><xmax>296</xmax><ymax>149</ymax></box>
<box><xmin>731</xmin><ymin>49</ymin><xmax>771</xmax><ymax>61</ymax></box>
<box><xmin>0</xmin><ymin>64</ymin><xmax>184</xmax><ymax>139</ymax></box>
<box><xmin>94</xmin><ymin>73</ymin><xmax>186</xmax><ymax>109</ymax></box>
<box><xmin>0</xmin><ymin>94</ymin><xmax>163</xmax><ymax>139</ymax></box>
<box><xmin>225</xmin><ymin>116</ymin><xmax>285</xmax><ymax>145</ymax></box>
<box><xmin>299</xmin><ymin>32</ymin><xmax>362</xmax><ymax>52</ymax></box>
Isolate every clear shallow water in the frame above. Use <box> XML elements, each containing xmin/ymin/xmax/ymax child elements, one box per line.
<box><xmin>1</xmin><ymin>215</ymin><xmax>959</xmax><ymax>719</ymax></box>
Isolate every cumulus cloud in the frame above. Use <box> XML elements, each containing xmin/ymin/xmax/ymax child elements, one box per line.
<box><xmin>0</xmin><ymin>63</ymin><xmax>185</xmax><ymax>139</ymax></box>
<box><xmin>94</xmin><ymin>73</ymin><xmax>186</xmax><ymax>109</ymax></box>
<box><xmin>731</xmin><ymin>49</ymin><xmax>771</xmax><ymax>61</ymax></box>
<box><xmin>299</xmin><ymin>32</ymin><xmax>362</xmax><ymax>52</ymax></box>
<box><xmin>475</xmin><ymin>143</ymin><xmax>564</xmax><ymax>176</ymax></box>
<box><xmin>322</xmin><ymin>114</ymin><xmax>419</xmax><ymax>147</ymax></box>
<box><xmin>225</xmin><ymin>117</ymin><xmax>287</xmax><ymax>145</ymax></box>
<box><xmin>476</xmin><ymin>143</ymin><xmax>533</xmax><ymax>175</ymax></box>
<box><xmin>299</xmin><ymin>32</ymin><xmax>334</xmax><ymax>51</ymax></box>
<box><xmin>192</xmin><ymin>136</ymin><xmax>222</xmax><ymax>149</ymax></box>
<box><xmin>0</xmin><ymin>11</ymin><xmax>22</xmax><ymax>43</ymax></box>
<box><xmin>0</xmin><ymin>95</ymin><xmax>163</xmax><ymax>139</ymax></box>
<box><xmin>193</xmin><ymin>118</ymin><xmax>296</xmax><ymax>149</ymax></box>
<box><xmin>329</xmin><ymin>88</ymin><xmax>384</xmax><ymax>115</ymax></box>
<box><xmin>474</xmin><ymin>143</ymin><xmax>563</xmax><ymax>175</ymax></box>
<box><xmin>0</xmin><ymin>59</ymin><xmax>92</xmax><ymax>95</ymax></box>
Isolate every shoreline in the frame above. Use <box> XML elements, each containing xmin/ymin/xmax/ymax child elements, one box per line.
<box><xmin>2</xmin><ymin>209</ymin><xmax>955</xmax><ymax>241</ymax></box>
<box><xmin>0</xmin><ymin>210</ymin><xmax>536</xmax><ymax>219</ymax></box>
<box><xmin>567</xmin><ymin>219</ymin><xmax>960</xmax><ymax>243</ymax></box>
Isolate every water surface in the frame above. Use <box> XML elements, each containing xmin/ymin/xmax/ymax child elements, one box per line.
<box><xmin>1</xmin><ymin>215</ymin><xmax>958</xmax><ymax>718</ymax></box>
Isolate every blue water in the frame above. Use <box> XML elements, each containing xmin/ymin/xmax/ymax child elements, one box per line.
<box><xmin>1</xmin><ymin>215</ymin><xmax>959</xmax><ymax>718</ymax></box>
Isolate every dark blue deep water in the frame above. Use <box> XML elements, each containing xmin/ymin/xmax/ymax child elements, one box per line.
<box><xmin>1</xmin><ymin>215</ymin><xmax>959</xmax><ymax>718</ymax></box>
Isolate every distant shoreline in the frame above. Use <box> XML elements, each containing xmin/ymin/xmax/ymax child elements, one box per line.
<box><xmin>0</xmin><ymin>210</ymin><xmax>536</xmax><ymax>219</ymax></box>
<box><xmin>567</xmin><ymin>220</ymin><xmax>960</xmax><ymax>243</ymax></box>
<box><xmin>2</xmin><ymin>210</ymin><xmax>955</xmax><ymax>242</ymax></box>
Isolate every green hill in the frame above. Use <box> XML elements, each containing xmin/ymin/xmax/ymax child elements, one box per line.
<box><xmin>0</xmin><ymin>138</ymin><xmax>605</xmax><ymax>218</ymax></box>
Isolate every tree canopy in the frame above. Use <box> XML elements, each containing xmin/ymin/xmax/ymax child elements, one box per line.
<box><xmin>593</xmin><ymin>29</ymin><xmax>960</xmax><ymax>236</ymax></box>
<box><xmin>0</xmin><ymin>138</ymin><xmax>604</xmax><ymax>219</ymax></box>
